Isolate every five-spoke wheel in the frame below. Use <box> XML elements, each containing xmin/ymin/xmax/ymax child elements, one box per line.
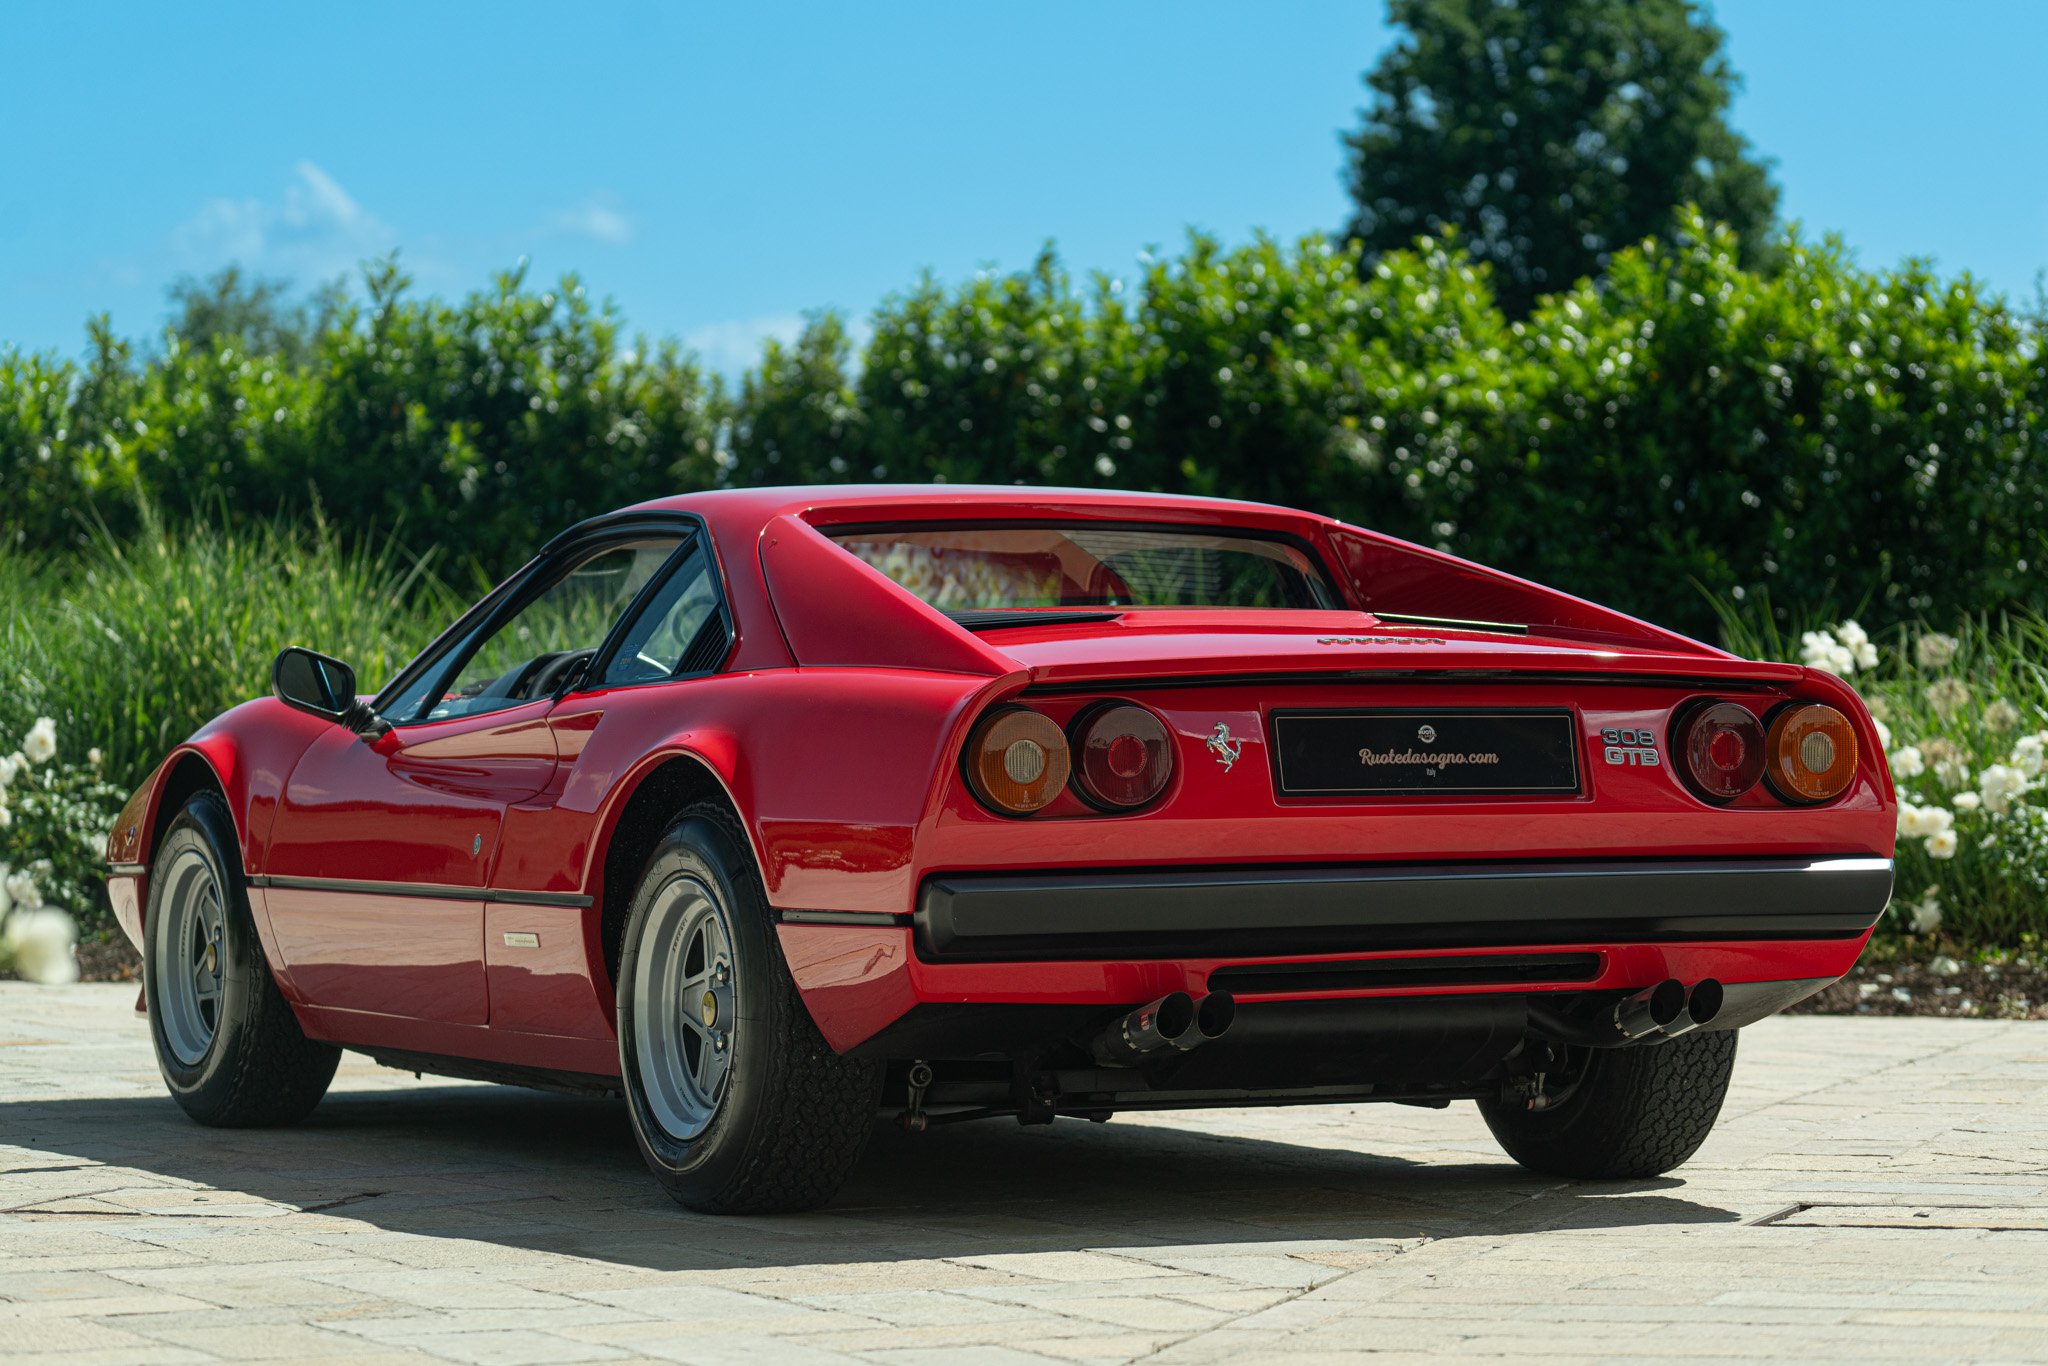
<box><xmin>616</xmin><ymin>803</ymin><xmax>882</xmax><ymax>1213</ymax></box>
<box><xmin>631</xmin><ymin>874</ymin><xmax>738</xmax><ymax>1140</ymax></box>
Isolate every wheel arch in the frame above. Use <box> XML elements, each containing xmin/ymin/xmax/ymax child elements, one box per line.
<box><xmin>590</xmin><ymin>746</ymin><xmax>765</xmax><ymax>993</ymax></box>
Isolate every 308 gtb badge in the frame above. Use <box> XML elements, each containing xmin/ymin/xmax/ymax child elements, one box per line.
<box><xmin>1601</xmin><ymin>726</ymin><xmax>1661</xmax><ymax>767</ymax></box>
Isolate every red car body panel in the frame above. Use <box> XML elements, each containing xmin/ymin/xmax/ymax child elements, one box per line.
<box><xmin>108</xmin><ymin>486</ymin><xmax>1896</xmax><ymax>1087</ymax></box>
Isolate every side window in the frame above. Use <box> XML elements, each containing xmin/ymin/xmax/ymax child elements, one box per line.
<box><xmin>407</xmin><ymin>538</ymin><xmax>681</xmax><ymax>723</ymax></box>
<box><xmin>598</xmin><ymin>544</ymin><xmax>726</xmax><ymax>686</ymax></box>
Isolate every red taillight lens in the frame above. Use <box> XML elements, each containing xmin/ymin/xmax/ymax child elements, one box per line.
<box><xmin>1676</xmin><ymin>701</ymin><xmax>1766</xmax><ymax>803</ymax></box>
<box><xmin>1071</xmin><ymin>702</ymin><xmax>1174</xmax><ymax>810</ymax></box>
<box><xmin>1764</xmin><ymin>703</ymin><xmax>1859</xmax><ymax>803</ymax></box>
<box><xmin>964</xmin><ymin>708</ymin><xmax>1071</xmax><ymax>816</ymax></box>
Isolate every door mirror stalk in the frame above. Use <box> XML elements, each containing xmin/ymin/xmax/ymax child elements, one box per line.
<box><xmin>272</xmin><ymin>647</ymin><xmax>391</xmax><ymax>740</ymax></box>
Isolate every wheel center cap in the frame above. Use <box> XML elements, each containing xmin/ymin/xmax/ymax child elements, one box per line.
<box><xmin>203</xmin><ymin>944</ymin><xmax>218</xmax><ymax>975</ymax></box>
<box><xmin>700</xmin><ymin>991</ymin><xmax>717</xmax><ymax>1027</ymax></box>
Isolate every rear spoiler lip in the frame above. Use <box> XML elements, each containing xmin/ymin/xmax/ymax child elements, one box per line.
<box><xmin>1017</xmin><ymin>658</ymin><xmax>1808</xmax><ymax>695</ymax></box>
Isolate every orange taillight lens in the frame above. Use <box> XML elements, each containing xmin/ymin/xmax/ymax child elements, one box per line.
<box><xmin>964</xmin><ymin>708</ymin><xmax>1071</xmax><ymax>816</ymax></box>
<box><xmin>1764</xmin><ymin>703</ymin><xmax>1859</xmax><ymax>804</ymax></box>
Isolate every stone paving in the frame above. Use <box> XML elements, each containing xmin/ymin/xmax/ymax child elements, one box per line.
<box><xmin>2</xmin><ymin>983</ymin><xmax>2046</xmax><ymax>1364</ymax></box>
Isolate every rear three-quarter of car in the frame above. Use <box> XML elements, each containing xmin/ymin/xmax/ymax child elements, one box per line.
<box><xmin>105</xmin><ymin>486</ymin><xmax>1894</xmax><ymax>1212</ymax></box>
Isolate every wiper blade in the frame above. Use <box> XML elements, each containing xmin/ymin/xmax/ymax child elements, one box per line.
<box><xmin>946</xmin><ymin>609</ymin><xmax>1124</xmax><ymax>632</ymax></box>
<box><xmin>1370</xmin><ymin>611</ymin><xmax>1529</xmax><ymax>635</ymax></box>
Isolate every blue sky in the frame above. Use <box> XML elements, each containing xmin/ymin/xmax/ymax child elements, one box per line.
<box><xmin>4</xmin><ymin>2</ymin><xmax>2044</xmax><ymax>372</ymax></box>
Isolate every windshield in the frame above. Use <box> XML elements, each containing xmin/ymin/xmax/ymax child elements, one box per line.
<box><xmin>829</xmin><ymin>524</ymin><xmax>1338</xmax><ymax>612</ymax></box>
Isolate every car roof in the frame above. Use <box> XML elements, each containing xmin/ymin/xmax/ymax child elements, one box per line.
<box><xmin>619</xmin><ymin>484</ymin><xmax>1336</xmax><ymax>531</ymax></box>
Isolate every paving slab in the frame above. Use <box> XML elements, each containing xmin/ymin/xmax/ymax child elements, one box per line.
<box><xmin>3</xmin><ymin>983</ymin><xmax>2046</xmax><ymax>1361</ymax></box>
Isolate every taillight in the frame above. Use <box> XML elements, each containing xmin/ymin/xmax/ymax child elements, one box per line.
<box><xmin>1070</xmin><ymin>702</ymin><xmax>1175</xmax><ymax>810</ymax></box>
<box><xmin>1675</xmin><ymin>701</ymin><xmax>1765</xmax><ymax>803</ymax></box>
<box><xmin>964</xmin><ymin>707</ymin><xmax>1071</xmax><ymax>816</ymax></box>
<box><xmin>1764</xmin><ymin>703</ymin><xmax>1859</xmax><ymax>803</ymax></box>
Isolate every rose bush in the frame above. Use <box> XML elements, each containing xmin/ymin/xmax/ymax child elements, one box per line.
<box><xmin>1759</xmin><ymin>615</ymin><xmax>2048</xmax><ymax>951</ymax></box>
<box><xmin>0</xmin><ymin>716</ymin><xmax>90</xmax><ymax>982</ymax></box>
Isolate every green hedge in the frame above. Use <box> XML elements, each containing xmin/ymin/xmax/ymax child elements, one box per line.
<box><xmin>5</xmin><ymin>212</ymin><xmax>2044</xmax><ymax>635</ymax></box>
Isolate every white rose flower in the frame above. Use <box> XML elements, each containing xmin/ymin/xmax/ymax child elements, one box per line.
<box><xmin>0</xmin><ymin>753</ymin><xmax>16</xmax><ymax>789</ymax></box>
<box><xmin>21</xmin><ymin>717</ymin><xmax>56</xmax><ymax>766</ymax></box>
<box><xmin>1985</xmin><ymin>699</ymin><xmax>2023</xmax><ymax>733</ymax></box>
<box><xmin>1924</xmin><ymin>677</ymin><xmax>1970</xmax><ymax>716</ymax></box>
<box><xmin>1874</xmin><ymin>718</ymin><xmax>1893</xmax><ymax>750</ymax></box>
<box><xmin>1925</xmin><ymin>829</ymin><xmax>1959</xmax><ymax>860</ymax></box>
<box><xmin>0</xmin><ymin>804</ymin><xmax>10</xmax><ymax>832</ymax></box>
<box><xmin>1908</xmin><ymin>889</ymin><xmax>1943</xmax><ymax>934</ymax></box>
<box><xmin>3</xmin><ymin>870</ymin><xmax>39</xmax><ymax>910</ymax></box>
<box><xmin>1935</xmin><ymin>758</ymin><xmax>1971</xmax><ymax>788</ymax></box>
<box><xmin>1953</xmin><ymin>791</ymin><xmax>1982</xmax><ymax>812</ymax></box>
<box><xmin>1915</xmin><ymin>632</ymin><xmax>1960</xmax><ymax>670</ymax></box>
<box><xmin>2013</xmin><ymin>734</ymin><xmax>2047</xmax><ymax>777</ymax></box>
<box><xmin>1853</xmin><ymin>641</ymin><xmax>1879</xmax><ymax>671</ymax></box>
<box><xmin>1896</xmin><ymin>803</ymin><xmax>1927</xmax><ymax>837</ymax></box>
<box><xmin>1916</xmin><ymin>806</ymin><xmax>1954</xmax><ymax>837</ymax></box>
<box><xmin>1834</xmin><ymin>620</ymin><xmax>1869</xmax><ymax>651</ymax></box>
<box><xmin>1979</xmin><ymin>764</ymin><xmax>2029</xmax><ymax>814</ymax></box>
<box><xmin>0</xmin><ymin>908</ymin><xmax>79</xmax><ymax>986</ymax></box>
<box><xmin>1799</xmin><ymin>631</ymin><xmax>1839</xmax><ymax>672</ymax></box>
<box><xmin>86</xmin><ymin>747</ymin><xmax>103</xmax><ymax>768</ymax></box>
<box><xmin>1888</xmin><ymin>746</ymin><xmax>1925</xmax><ymax>778</ymax></box>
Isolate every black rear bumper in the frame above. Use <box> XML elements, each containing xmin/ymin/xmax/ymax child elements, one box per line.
<box><xmin>915</xmin><ymin>855</ymin><xmax>1894</xmax><ymax>962</ymax></box>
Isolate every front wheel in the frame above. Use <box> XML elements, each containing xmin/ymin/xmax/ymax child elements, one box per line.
<box><xmin>1479</xmin><ymin>1029</ymin><xmax>1738</xmax><ymax>1179</ymax></box>
<box><xmin>616</xmin><ymin>803</ymin><xmax>881</xmax><ymax>1213</ymax></box>
<box><xmin>145</xmin><ymin>791</ymin><xmax>340</xmax><ymax>1126</ymax></box>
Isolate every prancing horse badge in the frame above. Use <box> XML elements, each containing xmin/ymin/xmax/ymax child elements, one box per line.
<box><xmin>1206</xmin><ymin>723</ymin><xmax>1243</xmax><ymax>772</ymax></box>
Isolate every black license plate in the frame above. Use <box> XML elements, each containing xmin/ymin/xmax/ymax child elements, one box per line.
<box><xmin>1271</xmin><ymin>709</ymin><xmax>1580</xmax><ymax>797</ymax></box>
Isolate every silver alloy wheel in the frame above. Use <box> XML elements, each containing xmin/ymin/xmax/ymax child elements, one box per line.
<box><xmin>632</xmin><ymin>872</ymin><xmax>738</xmax><ymax>1140</ymax></box>
<box><xmin>154</xmin><ymin>847</ymin><xmax>227</xmax><ymax>1066</ymax></box>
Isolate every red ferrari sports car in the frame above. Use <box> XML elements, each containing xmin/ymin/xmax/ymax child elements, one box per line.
<box><xmin>105</xmin><ymin>486</ymin><xmax>1894</xmax><ymax>1212</ymax></box>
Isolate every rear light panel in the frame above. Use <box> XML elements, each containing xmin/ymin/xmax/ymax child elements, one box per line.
<box><xmin>1673</xmin><ymin>700</ymin><xmax>1767</xmax><ymax>804</ymax></box>
<box><xmin>1763</xmin><ymin>703</ymin><xmax>1859</xmax><ymax>804</ymax></box>
<box><xmin>1070</xmin><ymin>701</ymin><xmax>1175</xmax><ymax>811</ymax></box>
<box><xmin>963</xmin><ymin>708</ymin><xmax>1071</xmax><ymax>816</ymax></box>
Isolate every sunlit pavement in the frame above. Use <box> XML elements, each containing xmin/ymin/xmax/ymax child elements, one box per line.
<box><xmin>2</xmin><ymin>984</ymin><xmax>2046</xmax><ymax>1364</ymax></box>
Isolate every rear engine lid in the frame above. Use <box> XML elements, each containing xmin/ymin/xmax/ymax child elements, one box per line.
<box><xmin>974</xmin><ymin>610</ymin><xmax>1804</xmax><ymax>689</ymax></box>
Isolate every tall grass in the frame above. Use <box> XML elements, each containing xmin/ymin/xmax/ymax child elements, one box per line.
<box><xmin>0</xmin><ymin>516</ymin><xmax>460</xmax><ymax>790</ymax></box>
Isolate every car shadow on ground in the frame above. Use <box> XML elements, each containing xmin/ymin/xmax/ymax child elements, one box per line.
<box><xmin>2</xmin><ymin>1082</ymin><xmax>1739</xmax><ymax>1271</ymax></box>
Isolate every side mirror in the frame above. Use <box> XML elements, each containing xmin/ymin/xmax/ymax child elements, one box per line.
<box><xmin>272</xmin><ymin>647</ymin><xmax>390</xmax><ymax>739</ymax></box>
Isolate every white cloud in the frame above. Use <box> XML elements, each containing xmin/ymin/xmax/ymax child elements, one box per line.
<box><xmin>552</xmin><ymin>200</ymin><xmax>633</xmax><ymax>245</ymax></box>
<box><xmin>685</xmin><ymin>313</ymin><xmax>807</xmax><ymax>376</ymax></box>
<box><xmin>173</xmin><ymin>160</ymin><xmax>396</xmax><ymax>281</ymax></box>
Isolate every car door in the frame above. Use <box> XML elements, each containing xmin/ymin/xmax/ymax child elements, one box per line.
<box><xmin>485</xmin><ymin>536</ymin><xmax>734</xmax><ymax>1038</ymax></box>
<box><xmin>262</xmin><ymin>533</ymin><xmax>687</xmax><ymax>1026</ymax></box>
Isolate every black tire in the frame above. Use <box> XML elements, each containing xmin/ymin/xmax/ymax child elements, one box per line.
<box><xmin>1479</xmin><ymin>1030</ymin><xmax>1738</xmax><ymax>1179</ymax></box>
<box><xmin>144</xmin><ymin>791</ymin><xmax>340</xmax><ymax>1126</ymax></box>
<box><xmin>616</xmin><ymin>802</ymin><xmax>881</xmax><ymax>1213</ymax></box>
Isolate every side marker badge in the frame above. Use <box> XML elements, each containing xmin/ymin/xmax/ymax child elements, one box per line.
<box><xmin>1206</xmin><ymin>723</ymin><xmax>1243</xmax><ymax>772</ymax></box>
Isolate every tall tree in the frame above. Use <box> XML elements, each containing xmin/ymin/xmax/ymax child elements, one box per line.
<box><xmin>1344</xmin><ymin>0</ymin><xmax>1777</xmax><ymax>314</ymax></box>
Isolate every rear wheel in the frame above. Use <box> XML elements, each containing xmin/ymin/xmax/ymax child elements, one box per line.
<box><xmin>1479</xmin><ymin>1030</ymin><xmax>1737</xmax><ymax>1179</ymax></box>
<box><xmin>145</xmin><ymin>792</ymin><xmax>340</xmax><ymax>1126</ymax></box>
<box><xmin>616</xmin><ymin>803</ymin><xmax>881</xmax><ymax>1213</ymax></box>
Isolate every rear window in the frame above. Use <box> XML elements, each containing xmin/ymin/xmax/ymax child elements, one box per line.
<box><xmin>829</xmin><ymin>524</ymin><xmax>1337</xmax><ymax>611</ymax></box>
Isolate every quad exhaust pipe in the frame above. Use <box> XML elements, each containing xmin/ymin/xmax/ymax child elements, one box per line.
<box><xmin>1528</xmin><ymin>977</ymin><xmax>1724</xmax><ymax>1048</ymax></box>
<box><xmin>1091</xmin><ymin>990</ymin><xmax>1236</xmax><ymax>1066</ymax></box>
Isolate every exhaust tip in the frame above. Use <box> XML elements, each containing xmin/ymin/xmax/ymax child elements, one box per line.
<box><xmin>1194</xmin><ymin>991</ymin><xmax>1236</xmax><ymax>1041</ymax></box>
<box><xmin>1613</xmin><ymin>978</ymin><xmax>1688</xmax><ymax>1041</ymax></box>
<box><xmin>1151</xmin><ymin>991</ymin><xmax>1195</xmax><ymax>1042</ymax></box>
<box><xmin>1648</xmin><ymin>978</ymin><xmax>1686</xmax><ymax>1028</ymax></box>
<box><xmin>1687</xmin><ymin>978</ymin><xmax>1725</xmax><ymax>1027</ymax></box>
